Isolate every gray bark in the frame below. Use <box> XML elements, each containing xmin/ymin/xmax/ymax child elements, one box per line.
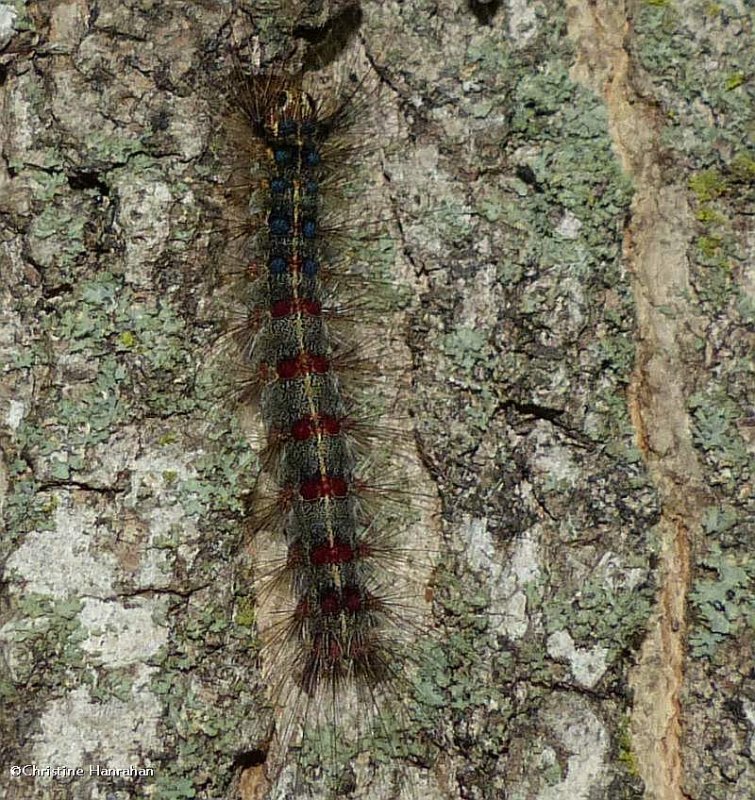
<box><xmin>0</xmin><ymin>1</ymin><xmax>752</xmax><ymax>800</ymax></box>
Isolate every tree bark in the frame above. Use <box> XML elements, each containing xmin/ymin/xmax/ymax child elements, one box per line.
<box><xmin>0</xmin><ymin>1</ymin><xmax>752</xmax><ymax>800</ymax></box>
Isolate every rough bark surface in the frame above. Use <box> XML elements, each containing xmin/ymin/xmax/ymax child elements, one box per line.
<box><xmin>0</xmin><ymin>2</ymin><xmax>751</xmax><ymax>800</ymax></box>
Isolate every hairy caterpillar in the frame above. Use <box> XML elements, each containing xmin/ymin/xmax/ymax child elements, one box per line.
<box><xmin>219</xmin><ymin>42</ymin><xmax>437</xmax><ymax>799</ymax></box>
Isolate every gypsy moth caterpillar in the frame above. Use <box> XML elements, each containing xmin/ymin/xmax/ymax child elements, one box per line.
<box><xmin>214</xmin><ymin>30</ymin><xmax>440</xmax><ymax>800</ymax></box>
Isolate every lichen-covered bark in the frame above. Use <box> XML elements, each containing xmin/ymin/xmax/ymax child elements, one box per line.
<box><xmin>0</xmin><ymin>2</ymin><xmax>751</xmax><ymax>800</ymax></box>
<box><xmin>381</xmin><ymin>2</ymin><xmax>657</xmax><ymax>797</ymax></box>
<box><xmin>560</xmin><ymin>2</ymin><xmax>754</xmax><ymax>799</ymax></box>
<box><xmin>1</xmin><ymin>3</ymin><xmax>264</xmax><ymax>800</ymax></box>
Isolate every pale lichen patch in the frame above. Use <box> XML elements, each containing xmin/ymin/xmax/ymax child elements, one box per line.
<box><xmin>6</xmin><ymin>498</ymin><xmax>118</xmax><ymax>599</ymax></box>
<box><xmin>5</xmin><ymin>398</ymin><xmax>26</xmax><ymax>431</ymax></box>
<box><xmin>546</xmin><ymin>629</ymin><xmax>609</xmax><ymax>688</ymax></box>
<box><xmin>529</xmin><ymin>429</ymin><xmax>581</xmax><ymax>488</ymax></box>
<box><xmin>113</xmin><ymin>176</ymin><xmax>174</xmax><ymax>286</ymax></box>
<box><xmin>32</xmin><ymin>684</ymin><xmax>161</xmax><ymax>770</ymax></box>
<box><xmin>555</xmin><ymin>210</ymin><xmax>584</xmax><ymax>240</ymax></box>
<box><xmin>0</xmin><ymin>3</ymin><xmax>17</xmax><ymax>50</ymax></box>
<box><xmin>507</xmin><ymin>0</ymin><xmax>541</xmax><ymax>47</ymax></box>
<box><xmin>78</xmin><ymin>598</ymin><xmax>168</xmax><ymax>668</ymax></box>
<box><xmin>460</xmin><ymin>517</ymin><xmax>543</xmax><ymax>639</ymax></box>
<box><xmin>743</xmin><ymin>699</ymin><xmax>755</xmax><ymax>760</ymax></box>
<box><xmin>79</xmin><ymin>427</ymin><xmax>141</xmax><ymax>488</ymax></box>
<box><xmin>537</xmin><ymin>696</ymin><xmax>610</xmax><ymax>800</ymax></box>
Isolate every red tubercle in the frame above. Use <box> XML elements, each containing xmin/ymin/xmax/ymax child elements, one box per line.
<box><xmin>320</xmin><ymin>416</ymin><xmax>342</xmax><ymax>435</ymax></box>
<box><xmin>291</xmin><ymin>417</ymin><xmax>313</xmax><ymax>441</ymax></box>
<box><xmin>276</xmin><ymin>352</ymin><xmax>329</xmax><ymax>380</ymax></box>
<box><xmin>310</xmin><ymin>540</ymin><xmax>355</xmax><ymax>566</ymax></box>
<box><xmin>319</xmin><ymin>591</ymin><xmax>340</xmax><ymax>615</ymax></box>
<box><xmin>270</xmin><ymin>298</ymin><xmax>322</xmax><ymax>320</ymax></box>
<box><xmin>291</xmin><ymin>414</ymin><xmax>342</xmax><ymax>442</ymax></box>
<box><xmin>317</xmin><ymin>587</ymin><xmax>364</xmax><ymax>615</ymax></box>
<box><xmin>299</xmin><ymin>475</ymin><xmax>348</xmax><ymax>501</ymax></box>
<box><xmin>342</xmin><ymin>586</ymin><xmax>363</xmax><ymax>613</ymax></box>
<box><xmin>311</xmin><ymin>633</ymin><xmax>344</xmax><ymax>664</ymax></box>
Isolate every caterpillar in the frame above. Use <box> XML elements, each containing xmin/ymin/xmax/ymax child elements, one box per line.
<box><xmin>219</xmin><ymin>42</ymin><xmax>437</xmax><ymax>799</ymax></box>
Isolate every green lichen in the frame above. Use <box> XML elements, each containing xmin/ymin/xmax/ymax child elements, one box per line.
<box><xmin>29</xmin><ymin>205</ymin><xmax>87</xmax><ymax>266</ymax></box>
<box><xmin>3</xmin><ymin>0</ymin><xmax>35</xmax><ymax>32</ymax></box>
<box><xmin>413</xmin><ymin>567</ymin><xmax>515</xmax><ymax>757</ymax></box>
<box><xmin>616</xmin><ymin>717</ymin><xmax>640</xmax><ymax>778</ymax></box>
<box><xmin>3</xmin><ymin>164</ymin><xmax>262</xmax><ymax>800</ymax></box>
<box><xmin>2</xmin><ymin>474</ymin><xmax>57</xmax><ymax>557</ymax></box>
<box><xmin>147</xmin><ymin>582</ymin><xmax>263</xmax><ymax>798</ymax></box>
<box><xmin>689</xmin><ymin>169</ymin><xmax>728</xmax><ymax>203</ymax></box>
<box><xmin>84</xmin><ymin>670</ymin><xmax>136</xmax><ymax>704</ymax></box>
<box><xmin>83</xmin><ymin>130</ymin><xmax>145</xmax><ymax>165</ymax></box>
<box><xmin>730</xmin><ymin>151</ymin><xmax>755</xmax><ymax>182</ymax></box>
<box><xmin>695</xmin><ymin>206</ymin><xmax>727</xmax><ymax>226</ymax></box>
<box><xmin>117</xmin><ymin>330</ymin><xmax>137</xmax><ymax>349</ymax></box>
<box><xmin>689</xmin><ymin>543</ymin><xmax>754</xmax><ymax>659</ymax></box>
<box><xmin>494</xmin><ymin>62</ymin><xmax>637</xmax><ymax>447</ymax></box>
<box><xmin>119</xmin><ymin>391</ymin><xmax>261</xmax><ymax>797</ymax></box>
<box><xmin>696</xmin><ymin>234</ymin><xmax>724</xmax><ymax>258</ymax></box>
<box><xmin>150</xmin><ymin>775</ymin><xmax>197</xmax><ymax>800</ymax></box>
<box><xmin>386</xmin><ymin>9</ymin><xmax>660</xmax><ymax>792</ymax></box>
<box><xmin>636</xmin><ymin>2</ymin><xmax>752</xmax><ymax>158</ymax></box>
<box><xmin>685</xmin><ymin>156</ymin><xmax>751</xmax><ymax>307</ymax></box>
<box><xmin>49</xmin><ymin>458</ymin><xmax>70</xmax><ymax>480</ymax></box>
<box><xmin>234</xmin><ymin>597</ymin><xmax>256</xmax><ymax>628</ymax></box>
<box><xmin>723</xmin><ymin>71</ymin><xmax>746</xmax><ymax>90</ymax></box>
<box><xmin>689</xmin><ymin>387</ymin><xmax>750</xmax><ymax>490</ymax></box>
<box><xmin>11</xmin><ymin>268</ymin><xmax>206</xmax><ymax>488</ymax></box>
<box><xmin>544</xmin><ymin>568</ymin><xmax>654</xmax><ymax>656</ymax></box>
<box><xmin>441</xmin><ymin>327</ymin><xmax>490</xmax><ymax>372</ymax></box>
<box><xmin>2</xmin><ymin>595</ymin><xmax>86</xmax><ymax>688</ymax></box>
<box><xmin>701</xmin><ymin>503</ymin><xmax>739</xmax><ymax>540</ymax></box>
